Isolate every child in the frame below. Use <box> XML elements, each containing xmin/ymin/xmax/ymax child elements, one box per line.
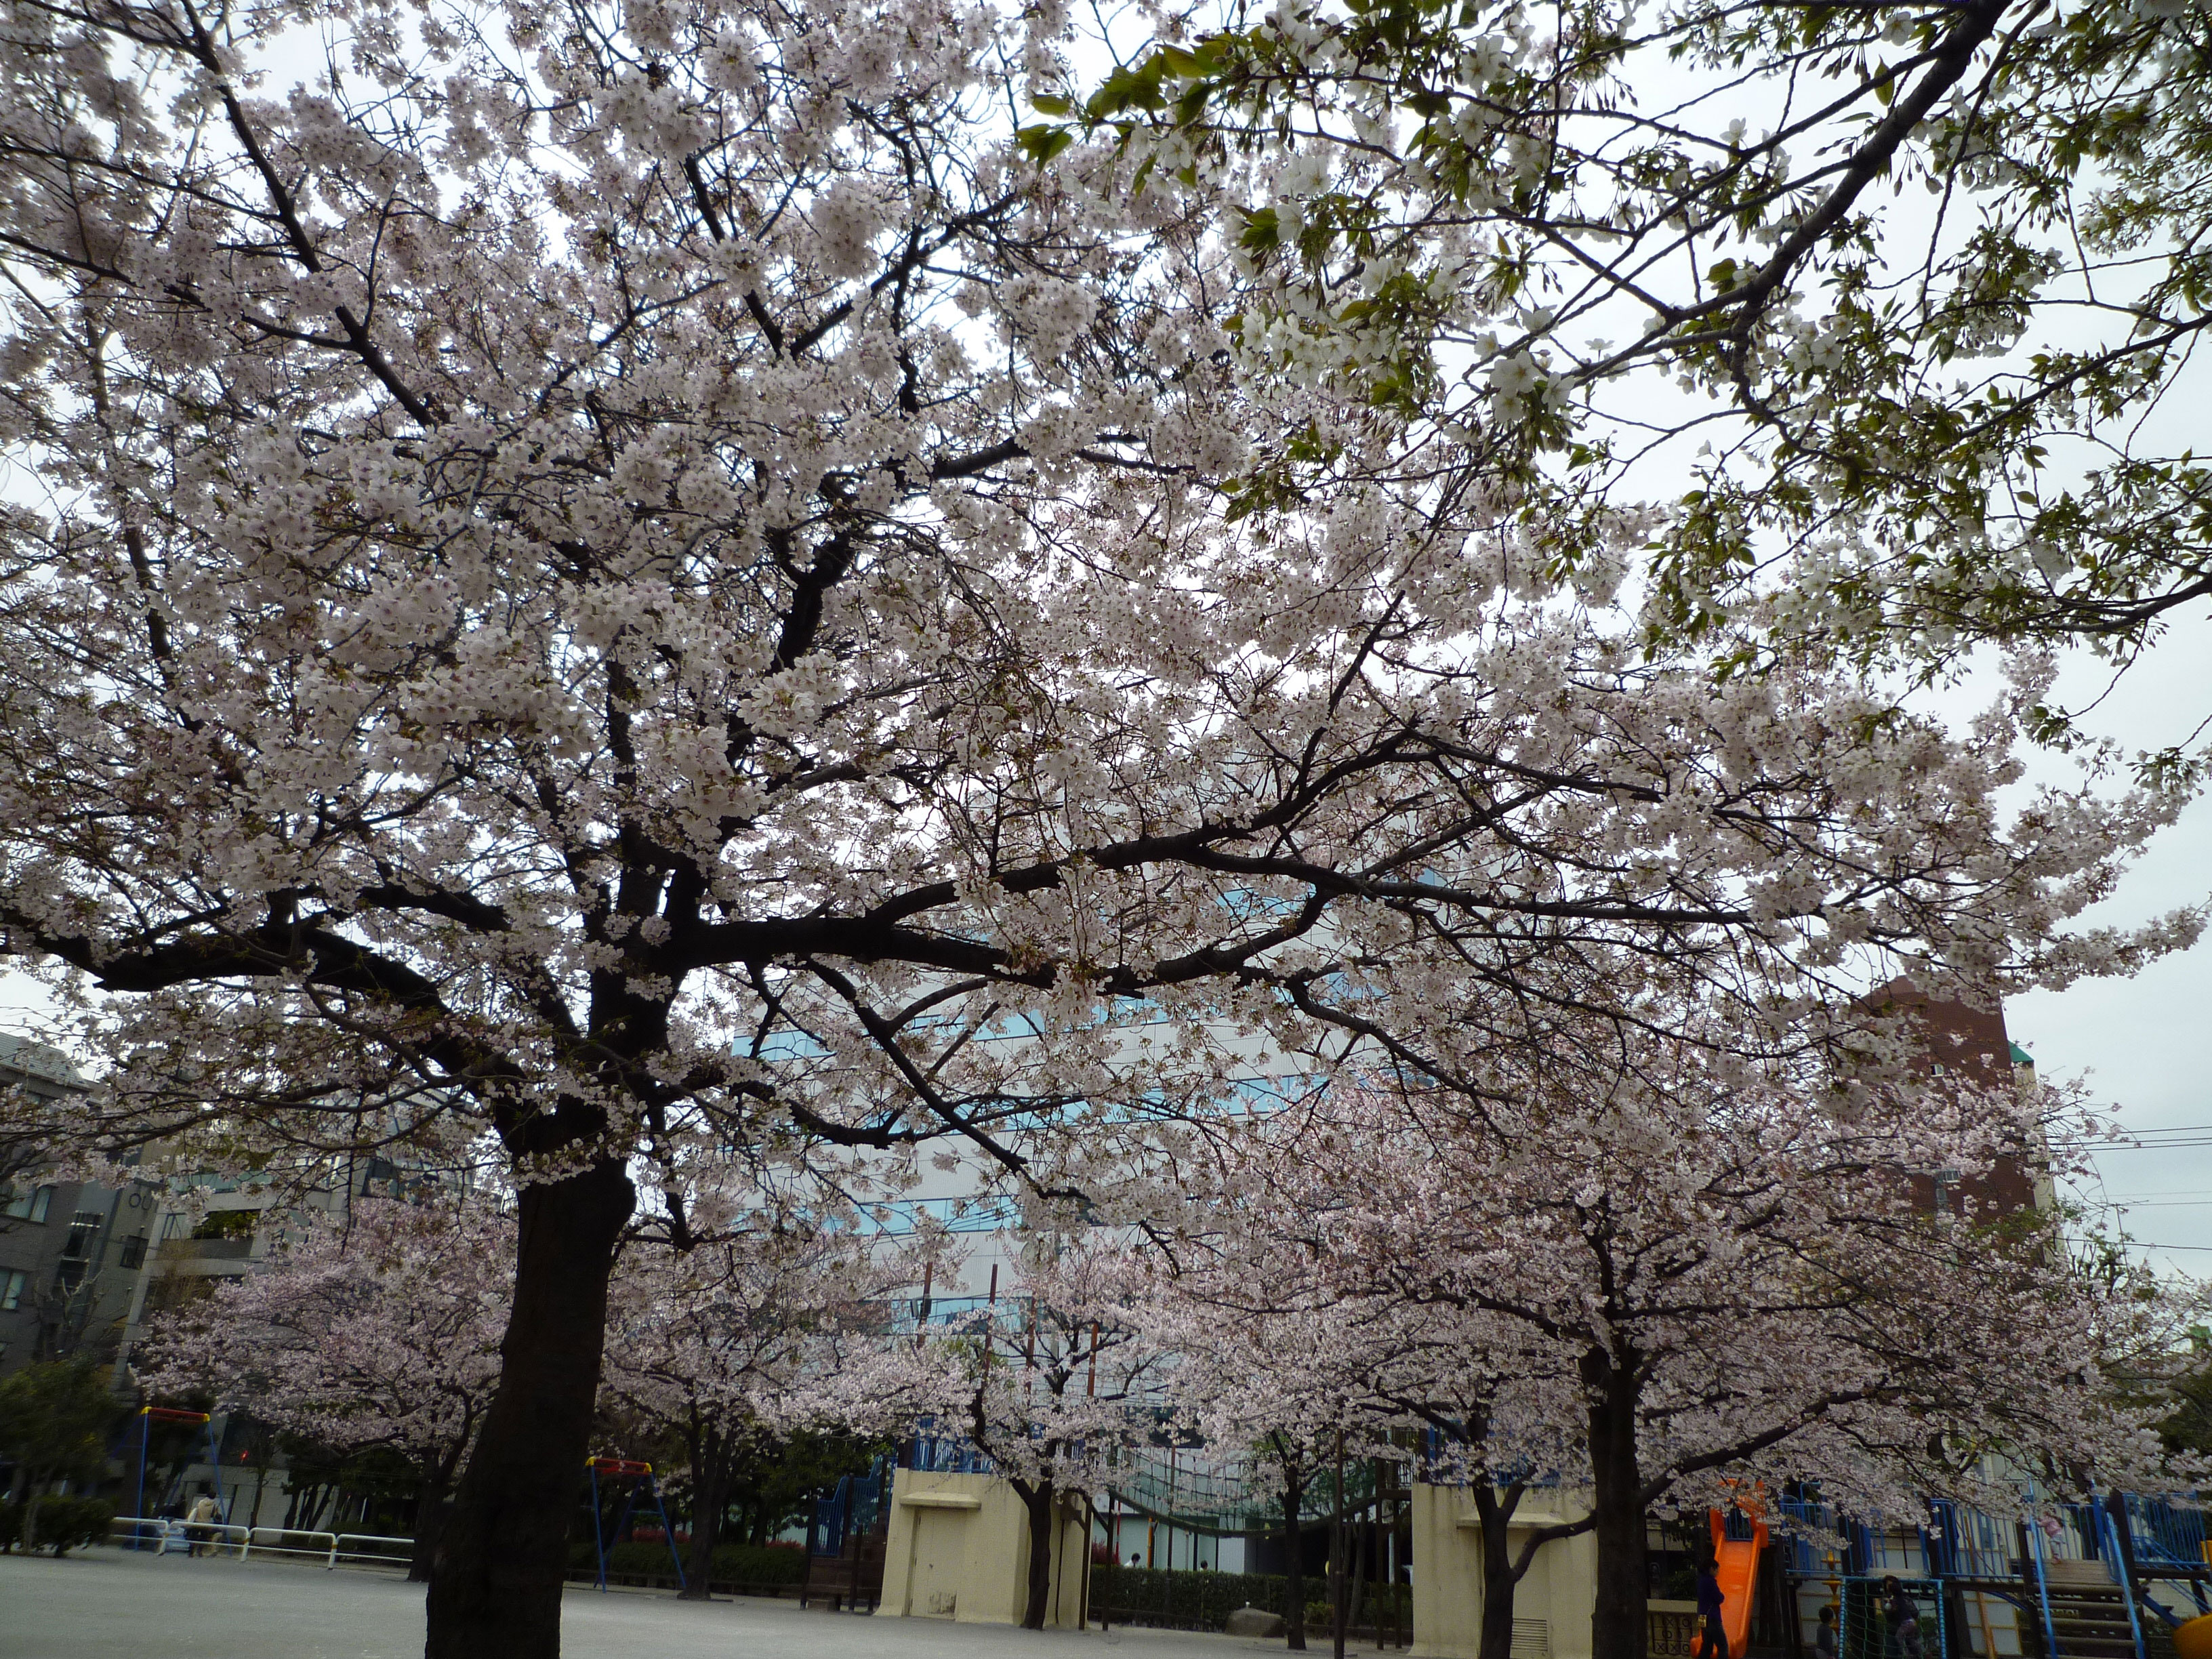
<box><xmin>1896</xmin><ymin>1603</ymin><xmax>1924</xmax><ymax>1659</ymax></box>
<box><xmin>1816</xmin><ymin>1604</ymin><xmax>1839</xmax><ymax>1659</ymax></box>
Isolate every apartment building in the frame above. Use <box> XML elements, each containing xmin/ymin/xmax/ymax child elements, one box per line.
<box><xmin>0</xmin><ymin>1035</ymin><xmax>159</xmax><ymax>1377</ymax></box>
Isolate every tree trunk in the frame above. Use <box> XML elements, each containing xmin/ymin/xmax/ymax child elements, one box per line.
<box><xmin>426</xmin><ymin>1158</ymin><xmax>634</xmax><ymax>1659</ymax></box>
<box><xmin>1349</xmin><ymin>1509</ymin><xmax>1370</xmax><ymax>1637</ymax></box>
<box><xmin>409</xmin><ymin>1469</ymin><xmax>451</xmax><ymax>1584</ymax></box>
<box><xmin>680</xmin><ymin>1424</ymin><xmax>725</xmax><ymax>1601</ymax></box>
<box><xmin>1331</xmin><ymin>1470</ymin><xmax>1347</xmax><ymax>1659</ymax></box>
<box><xmin>1284</xmin><ymin>1462</ymin><xmax>1307</xmax><ymax>1652</ymax></box>
<box><xmin>1476</xmin><ymin>1488</ymin><xmax>1523</xmax><ymax>1659</ymax></box>
<box><xmin>1016</xmin><ymin>1476</ymin><xmax>1056</xmax><ymax>1630</ymax></box>
<box><xmin>1332</xmin><ymin>1431</ymin><xmax>1350</xmax><ymax>1659</ymax></box>
<box><xmin>22</xmin><ymin>1488</ymin><xmax>42</xmax><ymax>1555</ymax></box>
<box><xmin>1584</xmin><ymin>1350</ymin><xmax>1649</xmax><ymax>1659</ymax></box>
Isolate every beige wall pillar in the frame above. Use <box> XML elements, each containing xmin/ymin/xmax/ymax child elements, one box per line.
<box><xmin>879</xmin><ymin>1467</ymin><xmax>1090</xmax><ymax>1628</ymax></box>
<box><xmin>1410</xmin><ymin>1483</ymin><xmax>1597</xmax><ymax>1659</ymax></box>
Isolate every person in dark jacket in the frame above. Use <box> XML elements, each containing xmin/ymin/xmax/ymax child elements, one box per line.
<box><xmin>1882</xmin><ymin>1577</ymin><xmax>1923</xmax><ymax>1659</ymax></box>
<box><xmin>1696</xmin><ymin>1559</ymin><xmax>1728</xmax><ymax>1659</ymax></box>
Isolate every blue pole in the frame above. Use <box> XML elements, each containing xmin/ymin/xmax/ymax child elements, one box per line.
<box><xmin>645</xmin><ymin>1475</ymin><xmax>686</xmax><ymax>1590</ymax></box>
<box><xmin>2105</xmin><ymin>1502</ymin><xmax>2147</xmax><ymax>1659</ymax></box>
<box><xmin>2030</xmin><ymin>1507</ymin><xmax>2060</xmax><ymax>1659</ymax></box>
<box><xmin>590</xmin><ymin>1462</ymin><xmax>608</xmax><ymax>1592</ymax></box>
<box><xmin>133</xmin><ymin>1412</ymin><xmax>149</xmax><ymax>1548</ymax></box>
<box><xmin>607</xmin><ymin>1475</ymin><xmax>644</xmax><ymax>1564</ymax></box>
<box><xmin>206</xmin><ymin>1418</ymin><xmax>224</xmax><ymax>1528</ymax></box>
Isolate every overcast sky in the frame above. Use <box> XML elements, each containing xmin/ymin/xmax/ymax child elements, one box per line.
<box><xmin>1968</xmin><ymin>634</ymin><xmax>2212</xmax><ymax>1282</ymax></box>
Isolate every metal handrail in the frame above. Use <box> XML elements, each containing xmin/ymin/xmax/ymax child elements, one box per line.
<box><xmin>333</xmin><ymin>1532</ymin><xmax>418</xmax><ymax>1568</ymax></box>
<box><xmin>245</xmin><ymin>1523</ymin><xmax>336</xmax><ymax>1565</ymax></box>
<box><xmin>2102</xmin><ymin>1504</ymin><xmax>2148</xmax><ymax>1659</ymax></box>
<box><xmin>108</xmin><ymin>1517</ymin><xmax>250</xmax><ymax>1555</ymax></box>
<box><xmin>108</xmin><ymin>1517</ymin><xmax>414</xmax><ymax>1570</ymax></box>
<box><xmin>2028</xmin><ymin>1506</ymin><xmax>2062</xmax><ymax>1659</ymax></box>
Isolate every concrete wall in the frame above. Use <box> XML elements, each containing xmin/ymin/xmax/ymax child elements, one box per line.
<box><xmin>1411</xmin><ymin>1483</ymin><xmax>1598</xmax><ymax>1659</ymax></box>
<box><xmin>880</xmin><ymin>1469</ymin><xmax>1090</xmax><ymax>1628</ymax></box>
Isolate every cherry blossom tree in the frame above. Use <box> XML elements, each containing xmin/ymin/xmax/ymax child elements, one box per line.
<box><xmin>1122</xmin><ymin>1125</ymin><xmax>1600</xmax><ymax>1659</ymax></box>
<box><xmin>138</xmin><ymin>1193</ymin><xmax>512</xmax><ymax>1580</ymax></box>
<box><xmin>923</xmin><ymin>1235</ymin><xmax>1164</xmax><ymax>1630</ymax></box>
<box><xmin>596</xmin><ymin>1191</ymin><xmax>931</xmax><ymax>1597</ymax></box>
<box><xmin>0</xmin><ymin>0</ymin><xmax>2198</xmax><ymax>1649</ymax></box>
<box><xmin>1127</xmin><ymin>1269</ymin><xmax>1471</xmax><ymax>1653</ymax></box>
<box><xmin>1133</xmin><ymin>985</ymin><xmax>2203</xmax><ymax>1659</ymax></box>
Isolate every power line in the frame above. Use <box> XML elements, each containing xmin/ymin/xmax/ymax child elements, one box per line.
<box><xmin>2061</xmin><ymin>1141</ymin><xmax>2212</xmax><ymax>1152</ymax></box>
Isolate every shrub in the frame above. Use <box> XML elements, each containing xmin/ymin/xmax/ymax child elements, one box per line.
<box><xmin>708</xmin><ymin>1541</ymin><xmax>806</xmax><ymax>1586</ymax></box>
<box><xmin>1087</xmin><ymin>1565</ymin><xmax>1407</xmax><ymax>1636</ymax></box>
<box><xmin>0</xmin><ymin>1496</ymin><xmax>116</xmax><ymax>1555</ymax></box>
<box><xmin>565</xmin><ymin>1537</ymin><xmax>806</xmax><ymax>1587</ymax></box>
<box><xmin>1090</xmin><ymin>1565</ymin><xmax>1296</xmax><ymax>1630</ymax></box>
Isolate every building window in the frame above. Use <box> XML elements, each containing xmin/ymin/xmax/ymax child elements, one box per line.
<box><xmin>53</xmin><ymin>1258</ymin><xmax>85</xmax><ymax>1293</ymax></box>
<box><xmin>118</xmin><ymin>1233</ymin><xmax>147</xmax><ymax>1270</ymax></box>
<box><xmin>2</xmin><ymin>1184</ymin><xmax>54</xmax><ymax>1223</ymax></box>
<box><xmin>61</xmin><ymin>1211</ymin><xmax>102</xmax><ymax>1258</ymax></box>
<box><xmin>1932</xmin><ymin>1167</ymin><xmax>1962</xmax><ymax>1220</ymax></box>
<box><xmin>0</xmin><ymin>1269</ymin><xmax>25</xmax><ymax>1310</ymax></box>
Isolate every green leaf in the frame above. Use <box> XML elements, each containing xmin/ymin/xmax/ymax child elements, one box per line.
<box><xmin>1017</xmin><ymin>125</ymin><xmax>1076</xmax><ymax>165</ymax></box>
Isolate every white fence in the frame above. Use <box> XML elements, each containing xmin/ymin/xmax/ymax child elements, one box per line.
<box><xmin>107</xmin><ymin>1517</ymin><xmax>417</xmax><ymax>1570</ymax></box>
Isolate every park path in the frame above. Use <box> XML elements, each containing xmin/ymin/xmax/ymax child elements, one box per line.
<box><xmin>0</xmin><ymin>1548</ymin><xmax>1301</xmax><ymax>1659</ymax></box>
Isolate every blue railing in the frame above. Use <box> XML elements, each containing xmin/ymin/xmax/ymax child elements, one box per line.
<box><xmin>2125</xmin><ymin>1494</ymin><xmax>2209</xmax><ymax>1571</ymax></box>
<box><xmin>1412</xmin><ymin>1427</ymin><xmax>1561</xmax><ymax>1489</ymax></box>
<box><xmin>1926</xmin><ymin>1498</ymin><xmax>2018</xmax><ymax>1579</ymax></box>
<box><xmin>907</xmin><ymin>1425</ymin><xmax>994</xmax><ymax>1475</ymax></box>
<box><xmin>1777</xmin><ymin>1496</ymin><xmax>1843</xmax><ymax>1575</ymax></box>
<box><xmin>809</xmin><ymin>1458</ymin><xmax>893</xmax><ymax>1557</ymax></box>
<box><xmin>2026</xmin><ymin>1494</ymin><xmax>2062</xmax><ymax>1659</ymax></box>
<box><xmin>2104</xmin><ymin>1505</ymin><xmax>2150</xmax><ymax>1655</ymax></box>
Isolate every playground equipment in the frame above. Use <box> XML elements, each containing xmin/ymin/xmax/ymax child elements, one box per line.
<box><xmin>802</xmin><ymin>1456</ymin><xmax>892</xmax><ymax>1611</ymax></box>
<box><xmin>2174</xmin><ymin>1612</ymin><xmax>2212</xmax><ymax>1659</ymax></box>
<box><xmin>125</xmin><ymin>1406</ymin><xmax>223</xmax><ymax>1548</ymax></box>
<box><xmin>583</xmin><ymin>1457</ymin><xmax>685</xmax><ymax>1593</ymax></box>
<box><xmin>1710</xmin><ymin>1504</ymin><xmax>1769</xmax><ymax>1659</ymax></box>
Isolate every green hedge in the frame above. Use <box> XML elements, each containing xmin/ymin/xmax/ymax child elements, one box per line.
<box><xmin>1091</xmin><ymin>1565</ymin><xmax>1294</xmax><ymax>1629</ymax></box>
<box><xmin>251</xmin><ymin>1530</ymin><xmax>346</xmax><ymax>1556</ymax></box>
<box><xmin>1089</xmin><ymin>1565</ymin><xmax>1409</xmax><ymax>1635</ymax></box>
<box><xmin>0</xmin><ymin>1496</ymin><xmax>115</xmax><ymax>1555</ymax></box>
<box><xmin>567</xmin><ymin>1538</ymin><xmax>806</xmax><ymax>1586</ymax></box>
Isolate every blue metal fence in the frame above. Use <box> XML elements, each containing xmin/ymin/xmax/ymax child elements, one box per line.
<box><xmin>808</xmin><ymin>1457</ymin><xmax>893</xmax><ymax>1558</ymax></box>
<box><xmin>907</xmin><ymin>1423</ymin><xmax>994</xmax><ymax>1475</ymax></box>
<box><xmin>2126</xmin><ymin>1495</ymin><xmax>2209</xmax><ymax>1572</ymax></box>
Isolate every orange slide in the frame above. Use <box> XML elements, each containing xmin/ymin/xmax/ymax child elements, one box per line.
<box><xmin>1709</xmin><ymin>1507</ymin><xmax>1769</xmax><ymax>1659</ymax></box>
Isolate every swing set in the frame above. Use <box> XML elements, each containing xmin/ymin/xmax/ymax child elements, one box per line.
<box><xmin>126</xmin><ymin>1406</ymin><xmax>224</xmax><ymax>1549</ymax></box>
<box><xmin>584</xmin><ymin>1457</ymin><xmax>685</xmax><ymax>1592</ymax></box>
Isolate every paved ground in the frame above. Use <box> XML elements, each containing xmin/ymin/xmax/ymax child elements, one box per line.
<box><xmin>0</xmin><ymin>1547</ymin><xmax>1300</xmax><ymax>1659</ymax></box>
